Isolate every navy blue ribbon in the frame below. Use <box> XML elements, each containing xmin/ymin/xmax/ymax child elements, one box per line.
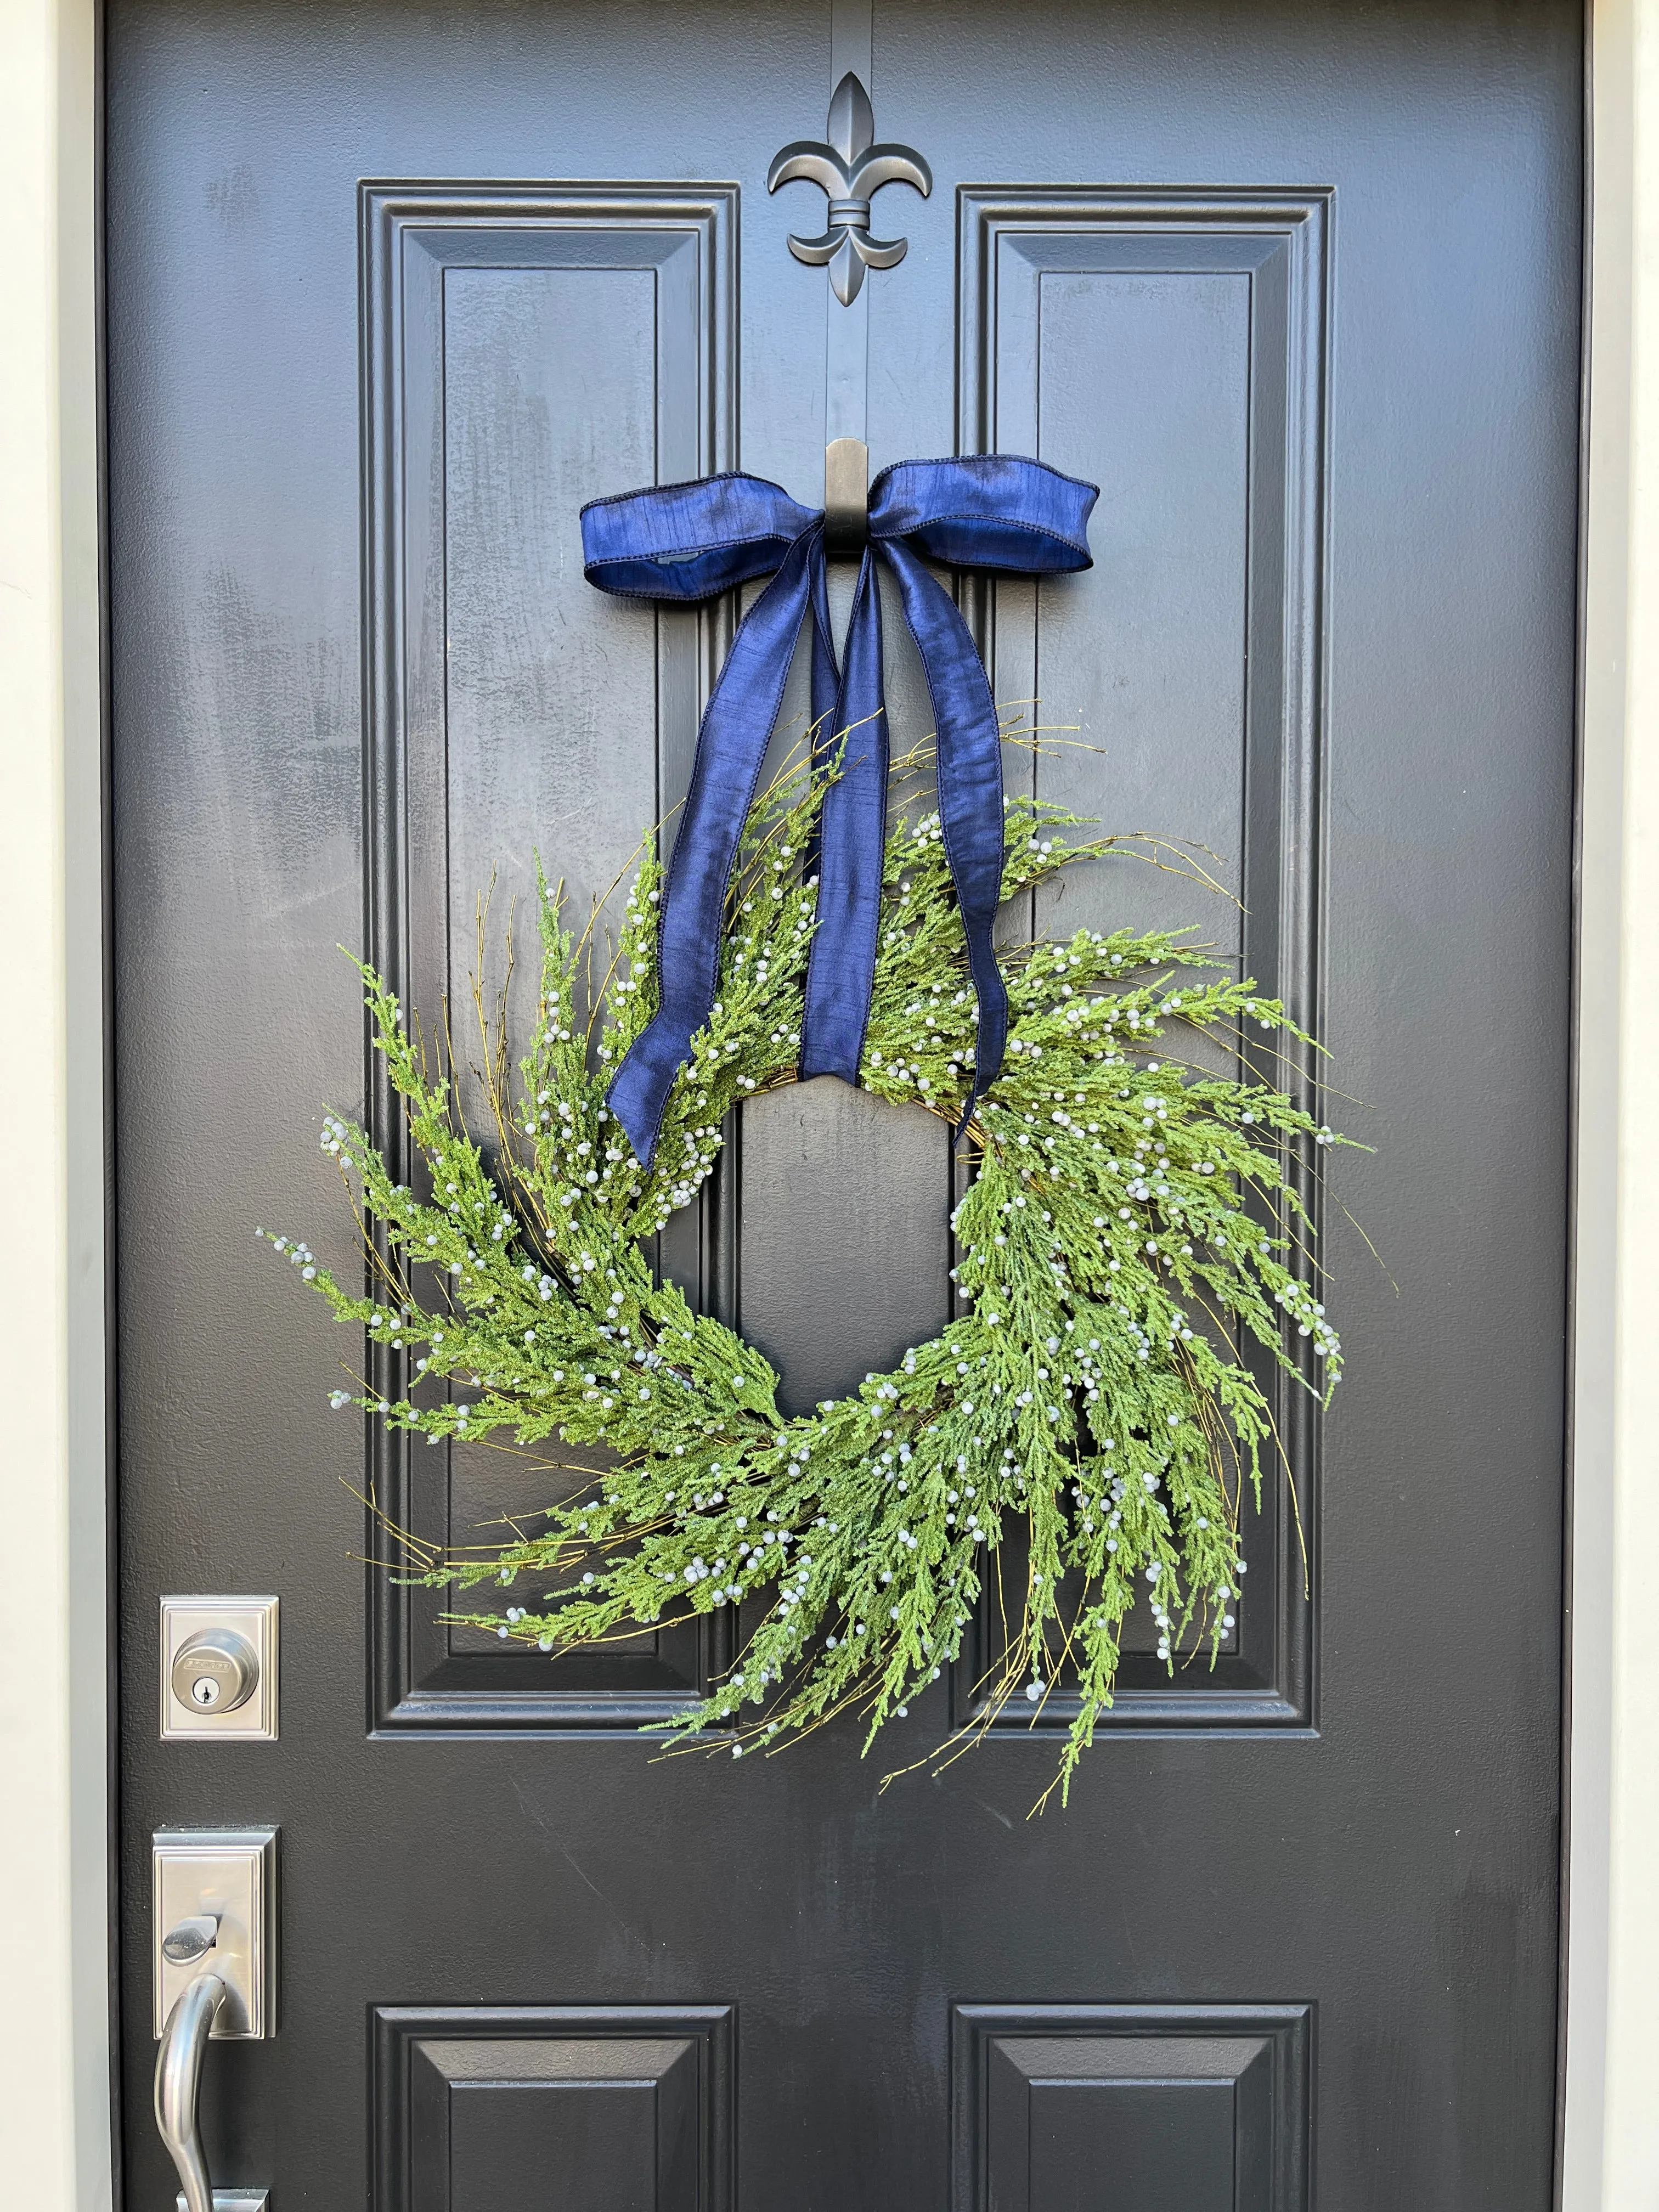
<box><xmin>580</xmin><ymin>455</ymin><xmax>1098</xmax><ymax>1167</ymax></box>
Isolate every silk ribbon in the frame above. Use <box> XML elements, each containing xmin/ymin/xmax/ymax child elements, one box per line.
<box><xmin>580</xmin><ymin>455</ymin><xmax>1098</xmax><ymax>1167</ymax></box>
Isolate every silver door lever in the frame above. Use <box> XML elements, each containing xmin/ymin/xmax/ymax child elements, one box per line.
<box><xmin>154</xmin><ymin>1931</ymin><xmax>227</xmax><ymax>2212</ymax></box>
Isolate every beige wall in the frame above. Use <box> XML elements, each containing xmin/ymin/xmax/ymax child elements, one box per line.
<box><xmin>0</xmin><ymin>0</ymin><xmax>1652</xmax><ymax>2202</ymax></box>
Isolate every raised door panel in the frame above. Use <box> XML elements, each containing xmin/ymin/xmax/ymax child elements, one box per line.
<box><xmin>362</xmin><ymin>185</ymin><xmax>736</xmax><ymax>1728</ymax></box>
<box><xmin>954</xmin><ymin>190</ymin><xmax>1330</xmax><ymax>1728</ymax></box>
<box><xmin>953</xmin><ymin>2005</ymin><xmax>1310</xmax><ymax>2212</ymax></box>
<box><xmin>377</xmin><ymin>2006</ymin><xmax>733</xmax><ymax>2212</ymax></box>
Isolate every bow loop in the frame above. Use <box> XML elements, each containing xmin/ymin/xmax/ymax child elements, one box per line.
<box><xmin>579</xmin><ymin>455</ymin><xmax>1098</xmax><ymax>1167</ymax></box>
<box><xmin>869</xmin><ymin>455</ymin><xmax>1098</xmax><ymax>572</ymax></box>
<box><xmin>581</xmin><ymin>473</ymin><xmax>820</xmax><ymax>601</ymax></box>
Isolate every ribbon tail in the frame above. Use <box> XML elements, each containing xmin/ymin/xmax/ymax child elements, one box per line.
<box><xmin>608</xmin><ymin>531</ymin><xmax>819</xmax><ymax>1166</ymax></box>
<box><xmin>800</xmin><ymin>544</ymin><xmax>840</xmax><ymax>889</ymax></box>
<box><xmin>801</xmin><ymin>548</ymin><xmax>886</xmax><ymax>1083</ymax></box>
<box><xmin>878</xmin><ymin>540</ymin><xmax>1008</xmax><ymax>1132</ymax></box>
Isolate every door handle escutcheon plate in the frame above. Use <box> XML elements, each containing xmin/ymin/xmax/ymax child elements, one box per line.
<box><xmin>153</xmin><ymin>1829</ymin><xmax>278</xmax><ymax>2212</ymax></box>
<box><xmin>152</xmin><ymin>1828</ymin><xmax>278</xmax><ymax>2038</ymax></box>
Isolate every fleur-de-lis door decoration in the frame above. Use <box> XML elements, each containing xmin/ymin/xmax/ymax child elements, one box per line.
<box><xmin>767</xmin><ymin>71</ymin><xmax>933</xmax><ymax>305</ymax></box>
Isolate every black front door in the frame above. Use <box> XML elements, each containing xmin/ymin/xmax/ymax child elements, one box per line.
<box><xmin>109</xmin><ymin>2</ymin><xmax>1581</xmax><ymax>2204</ymax></box>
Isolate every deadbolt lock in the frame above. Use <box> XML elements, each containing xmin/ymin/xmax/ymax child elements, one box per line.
<box><xmin>160</xmin><ymin>1598</ymin><xmax>279</xmax><ymax>1740</ymax></box>
<box><xmin>171</xmin><ymin>1630</ymin><xmax>259</xmax><ymax>1714</ymax></box>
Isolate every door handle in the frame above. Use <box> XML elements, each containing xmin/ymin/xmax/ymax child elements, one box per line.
<box><xmin>154</xmin><ymin>1938</ymin><xmax>228</xmax><ymax>2212</ymax></box>
<box><xmin>152</xmin><ymin>1830</ymin><xmax>276</xmax><ymax>2212</ymax></box>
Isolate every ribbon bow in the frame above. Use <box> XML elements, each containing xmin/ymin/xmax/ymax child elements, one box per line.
<box><xmin>580</xmin><ymin>454</ymin><xmax>1098</xmax><ymax>1167</ymax></box>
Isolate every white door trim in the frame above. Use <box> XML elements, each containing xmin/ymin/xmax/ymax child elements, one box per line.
<box><xmin>0</xmin><ymin>0</ymin><xmax>111</xmax><ymax>2205</ymax></box>
<box><xmin>1</xmin><ymin>1</ymin><xmax>1650</xmax><ymax>2202</ymax></box>
<box><xmin>1564</xmin><ymin>0</ymin><xmax>1659</xmax><ymax>2202</ymax></box>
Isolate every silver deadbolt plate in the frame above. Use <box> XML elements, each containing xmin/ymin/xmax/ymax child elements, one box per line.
<box><xmin>160</xmin><ymin>1597</ymin><xmax>278</xmax><ymax>1740</ymax></box>
<box><xmin>153</xmin><ymin>1828</ymin><xmax>278</xmax><ymax>2040</ymax></box>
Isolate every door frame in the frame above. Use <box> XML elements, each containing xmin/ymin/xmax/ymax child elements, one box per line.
<box><xmin>1</xmin><ymin>1</ymin><xmax>1651</xmax><ymax>2203</ymax></box>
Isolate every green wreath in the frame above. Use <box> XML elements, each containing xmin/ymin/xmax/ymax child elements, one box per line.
<box><xmin>267</xmin><ymin>756</ymin><xmax>1348</xmax><ymax>1805</ymax></box>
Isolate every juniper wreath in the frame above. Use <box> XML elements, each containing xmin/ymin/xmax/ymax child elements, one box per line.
<box><xmin>267</xmin><ymin>744</ymin><xmax>1350</xmax><ymax>1807</ymax></box>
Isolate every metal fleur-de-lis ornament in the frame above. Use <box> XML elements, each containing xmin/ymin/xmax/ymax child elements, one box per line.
<box><xmin>768</xmin><ymin>72</ymin><xmax>933</xmax><ymax>306</ymax></box>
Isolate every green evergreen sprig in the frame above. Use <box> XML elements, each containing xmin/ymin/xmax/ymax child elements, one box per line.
<box><xmin>266</xmin><ymin>762</ymin><xmax>1351</xmax><ymax>1805</ymax></box>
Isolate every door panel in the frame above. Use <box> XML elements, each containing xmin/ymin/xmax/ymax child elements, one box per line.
<box><xmin>960</xmin><ymin>187</ymin><xmax>1331</xmax><ymax>1726</ymax></box>
<box><xmin>109</xmin><ymin>2</ymin><xmax>1580</xmax><ymax>2206</ymax></box>
<box><xmin>363</xmin><ymin>183</ymin><xmax>738</xmax><ymax>1726</ymax></box>
<box><xmin>952</xmin><ymin>2005</ymin><xmax>1311</xmax><ymax>2212</ymax></box>
<box><xmin>375</xmin><ymin>2007</ymin><xmax>733</xmax><ymax>2212</ymax></box>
